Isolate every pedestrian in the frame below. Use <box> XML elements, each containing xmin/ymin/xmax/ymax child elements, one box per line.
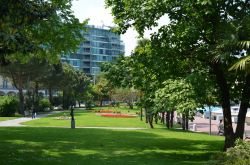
<box><xmin>32</xmin><ymin>105</ymin><xmax>37</xmax><ymax>119</ymax></box>
<box><xmin>218</xmin><ymin>119</ymin><xmax>224</xmax><ymax>135</ymax></box>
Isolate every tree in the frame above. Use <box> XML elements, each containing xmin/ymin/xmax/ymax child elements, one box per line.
<box><xmin>93</xmin><ymin>74</ymin><xmax>112</xmax><ymax>106</ymax></box>
<box><xmin>0</xmin><ymin>0</ymin><xmax>87</xmax><ymax>65</ymax></box>
<box><xmin>111</xmin><ymin>88</ymin><xmax>140</xmax><ymax>109</ymax></box>
<box><xmin>106</xmin><ymin>0</ymin><xmax>250</xmax><ymax>150</ymax></box>
<box><xmin>155</xmin><ymin>79</ymin><xmax>199</xmax><ymax>130</ymax></box>
<box><xmin>58</xmin><ymin>63</ymin><xmax>89</xmax><ymax>110</ymax></box>
<box><xmin>0</xmin><ymin>59</ymin><xmax>49</xmax><ymax>114</ymax></box>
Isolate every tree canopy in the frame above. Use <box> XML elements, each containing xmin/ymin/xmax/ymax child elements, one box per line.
<box><xmin>0</xmin><ymin>0</ymin><xmax>87</xmax><ymax>65</ymax></box>
<box><xmin>106</xmin><ymin>0</ymin><xmax>250</xmax><ymax>149</ymax></box>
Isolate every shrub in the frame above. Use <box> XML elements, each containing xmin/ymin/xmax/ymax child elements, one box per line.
<box><xmin>0</xmin><ymin>96</ymin><xmax>18</xmax><ymax>117</ymax></box>
<box><xmin>38</xmin><ymin>98</ymin><xmax>51</xmax><ymax>111</ymax></box>
<box><xmin>207</xmin><ymin>139</ymin><xmax>250</xmax><ymax>165</ymax></box>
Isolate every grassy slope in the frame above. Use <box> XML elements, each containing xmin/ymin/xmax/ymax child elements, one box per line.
<box><xmin>0</xmin><ymin>127</ymin><xmax>223</xmax><ymax>165</ymax></box>
<box><xmin>23</xmin><ymin>108</ymin><xmax>163</xmax><ymax>128</ymax></box>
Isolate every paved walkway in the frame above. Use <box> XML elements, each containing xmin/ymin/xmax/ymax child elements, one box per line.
<box><xmin>0</xmin><ymin>111</ymin><xmax>60</xmax><ymax>127</ymax></box>
<box><xmin>189</xmin><ymin>116</ymin><xmax>250</xmax><ymax>136</ymax></box>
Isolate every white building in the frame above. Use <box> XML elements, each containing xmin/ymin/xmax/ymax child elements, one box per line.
<box><xmin>0</xmin><ymin>76</ymin><xmax>18</xmax><ymax>95</ymax></box>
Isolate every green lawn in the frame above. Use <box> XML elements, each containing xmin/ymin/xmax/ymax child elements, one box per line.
<box><xmin>22</xmin><ymin>108</ymin><xmax>161</xmax><ymax>128</ymax></box>
<box><xmin>0</xmin><ymin>127</ymin><xmax>223</xmax><ymax>165</ymax></box>
<box><xmin>0</xmin><ymin>117</ymin><xmax>19</xmax><ymax>122</ymax></box>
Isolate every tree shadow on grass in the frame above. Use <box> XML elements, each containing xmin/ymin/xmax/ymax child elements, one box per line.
<box><xmin>0</xmin><ymin>127</ymin><xmax>223</xmax><ymax>165</ymax></box>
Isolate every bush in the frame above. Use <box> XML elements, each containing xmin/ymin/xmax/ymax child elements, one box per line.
<box><xmin>207</xmin><ymin>139</ymin><xmax>250</xmax><ymax>165</ymax></box>
<box><xmin>38</xmin><ymin>98</ymin><xmax>51</xmax><ymax>111</ymax></box>
<box><xmin>0</xmin><ymin>96</ymin><xmax>18</xmax><ymax>117</ymax></box>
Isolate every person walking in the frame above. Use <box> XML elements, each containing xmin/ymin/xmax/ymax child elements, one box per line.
<box><xmin>31</xmin><ymin>105</ymin><xmax>37</xmax><ymax>119</ymax></box>
<box><xmin>218</xmin><ymin>119</ymin><xmax>224</xmax><ymax>135</ymax></box>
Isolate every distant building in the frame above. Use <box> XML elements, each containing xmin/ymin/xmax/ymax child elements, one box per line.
<box><xmin>0</xmin><ymin>25</ymin><xmax>125</xmax><ymax>94</ymax></box>
<box><xmin>0</xmin><ymin>76</ymin><xmax>17</xmax><ymax>95</ymax></box>
<box><xmin>61</xmin><ymin>25</ymin><xmax>125</xmax><ymax>76</ymax></box>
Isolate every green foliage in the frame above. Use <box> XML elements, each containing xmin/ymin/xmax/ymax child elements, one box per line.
<box><xmin>59</xmin><ymin>63</ymin><xmax>89</xmax><ymax>109</ymax></box>
<box><xmin>0</xmin><ymin>96</ymin><xmax>18</xmax><ymax>117</ymax></box>
<box><xmin>52</xmin><ymin>96</ymin><xmax>63</xmax><ymax>106</ymax></box>
<box><xmin>0</xmin><ymin>0</ymin><xmax>88</xmax><ymax>65</ymax></box>
<box><xmin>207</xmin><ymin>140</ymin><xmax>250</xmax><ymax>165</ymax></box>
<box><xmin>154</xmin><ymin>79</ymin><xmax>198</xmax><ymax>118</ymax></box>
<box><xmin>38</xmin><ymin>98</ymin><xmax>51</xmax><ymax>111</ymax></box>
<box><xmin>106</xmin><ymin>0</ymin><xmax>250</xmax><ymax>148</ymax></box>
<box><xmin>93</xmin><ymin>74</ymin><xmax>112</xmax><ymax>106</ymax></box>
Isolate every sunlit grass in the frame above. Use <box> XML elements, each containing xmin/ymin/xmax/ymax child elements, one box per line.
<box><xmin>23</xmin><ymin>107</ymin><xmax>162</xmax><ymax>128</ymax></box>
<box><xmin>0</xmin><ymin>117</ymin><xmax>19</xmax><ymax>122</ymax></box>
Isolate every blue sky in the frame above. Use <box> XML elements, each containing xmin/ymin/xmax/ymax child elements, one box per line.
<box><xmin>71</xmin><ymin>0</ymin><xmax>169</xmax><ymax>56</ymax></box>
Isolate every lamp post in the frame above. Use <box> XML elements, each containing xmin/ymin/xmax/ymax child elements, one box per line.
<box><xmin>209</xmin><ymin>106</ymin><xmax>212</xmax><ymax>135</ymax></box>
<box><xmin>70</xmin><ymin>106</ymin><xmax>75</xmax><ymax>129</ymax></box>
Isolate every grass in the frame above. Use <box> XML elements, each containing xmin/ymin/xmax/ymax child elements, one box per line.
<box><xmin>0</xmin><ymin>127</ymin><xmax>224</xmax><ymax>165</ymax></box>
<box><xmin>22</xmin><ymin>107</ymin><xmax>162</xmax><ymax>128</ymax></box>
<box><xmin>0</xmin><ymin>117</ymin><xmax>19</xmax><ymax>122</ymax></box>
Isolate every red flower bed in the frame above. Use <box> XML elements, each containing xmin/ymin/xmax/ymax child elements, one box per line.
<box><xmin>100</xmin><ymin>113</ymin><xmax>136</xmax><ymax>118</ymax></box>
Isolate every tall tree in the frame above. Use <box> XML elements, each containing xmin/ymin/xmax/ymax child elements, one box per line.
<box><xmin>106</xmin><ymin>0</ymin><xmax>250</xmax><ymax>149</ymax></box>
<box><xmin>0</xmin><ymin>59</ymin><xmax>48</xmax><ymax>114</ymax></box>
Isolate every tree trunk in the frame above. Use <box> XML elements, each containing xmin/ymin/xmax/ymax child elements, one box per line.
<box><xmin>18</xmin><ymin>89</ymin><xmax>25</xmax><ymax>115</ymax></box>
<box><xmin>154</xmin><ymin>113</ymin><xmax>158</xmax><ymax>124</ymax></box>
<box><xmin>166</xmin><ymin>111</ymin><xmax>170</xmax><ymax>129</ymax></box>
<box><xmin>235</xmin><ymin>74</ymin><xmax>250</xmax><ymax>139</ymax></box>
<box><xmin>212</xmin><ymin>63</ymin><xmax>235</xmax><ymax>150</ymax></box>
<box><xmin>170</xmin><ymin>110</ymin><xmax>174</xmax><ymax>128</ymax></box>
<box><xmin>70</xmin><ymin>107</ymin><xmax>75</xmax><ymax>129</ymax></box>
<box><xmin>34</xmin><ymin>82</ymin><xmax>39</xmax><ymax>111</ymax></box>
<box><xmin>100</xmin><ymin>99</ymin><xmax>103</xmax><ymax>107</ymax></box>
<box><xmin>48</xmin><ymin>86</ymin><xmax>53</xmax><ymax>106</ymax></box>
<box><xmin>145</xmin><ymin>107</ymin><xmax>148</xmax><ymax>123</ymax></box>
<box><xmin>182</xmin><ymin>114</ymin><xmax>186</xmax><ymax>130</ymax></box>
<box><xmin>140</xmin><ymin>108</ymin><xmax>143</xmax><ymax>121</ymax></box>
<box><xmin>148</xmin><ymin>114</ymin><xmax>154</xmax><ymax>128</ymax></box>
<box><xmin>185</xmin><ymin>113</ymin><xmax>189</xmax><ymax>130</ymax></box>
<box><xmin>63</xmin><ymin>90</ymin><xmax>69</xmax><ymax>110</ymax></box>
<box><xmin>161</xmin><ymin>112</ymin><xmax>165</xmax><ymax>124</ymax></box>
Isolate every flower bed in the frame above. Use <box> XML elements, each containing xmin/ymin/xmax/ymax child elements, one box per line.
<box><xmin>96</xmin><ymin>109</ymin><xmax>114</xmax><ymax>113</ymax></box>
<box><xmin>100</xmin><ymin>113</ymin><xmax>136</xmax><ymax>118</ymax></box>
<box><xmin>95</xmin><ymin>109</ymin><xmax>122</xmax><ymax>113</ymax></box>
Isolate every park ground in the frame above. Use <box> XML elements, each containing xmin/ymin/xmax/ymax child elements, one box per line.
<box><xmin>0</xmin><ymin>107</ymin><xmax>224</xmax><ymax>165</ymax></box>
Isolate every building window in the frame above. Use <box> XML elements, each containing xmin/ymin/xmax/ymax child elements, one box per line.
<box><xmin>72</xmin><ymin>60</ymin><xmax>78</xmax><ymax>66</ymax></box>
<box><xmin>83</xmin><ymin>48</ymin><xmax>90</xmax><ymax>53</ymax></box>
<box><xmin>103</xmin><ymin>56</ymin><xmax>107</xmax><ymax>61</ymax></box>
<box><xmin>99</xmin><ymin>49</ymin><xmax>103</xmax><ymax>54</ymax></box>
<box><xmin>2</xmin><ymin>79</ymin><xmax>8</xmax><ymax>89</ymax></box>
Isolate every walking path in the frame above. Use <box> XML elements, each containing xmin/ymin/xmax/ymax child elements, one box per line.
<box><xmin>189</xmin><ymin>116</ymin><xmax>250</xmax><ymax>136</ymax></box>
<box><xmin>0</xmin><ymin>111</ymin><xmax>60</xmax><ymax>127</ymax></box>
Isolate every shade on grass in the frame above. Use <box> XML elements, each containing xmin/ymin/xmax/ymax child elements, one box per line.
<box><xmin>22</xmin><ymin>109</ymin><xmax>159</xmax><ymax>128</ymax></box>
<box><xmin>0</xmin><ymin>127</ymin><xmax>223</xmax><ymax>165</ymax></box>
